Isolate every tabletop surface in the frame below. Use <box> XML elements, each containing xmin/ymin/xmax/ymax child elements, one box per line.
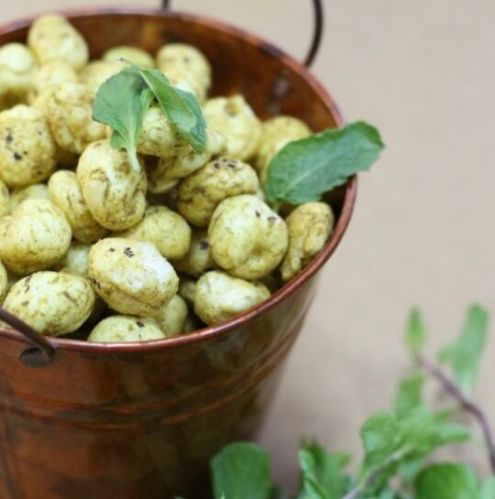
<box><xmin>2</xmin><ymin>0</ymin><xmax>495</xmax><ymax>489</ymax></box>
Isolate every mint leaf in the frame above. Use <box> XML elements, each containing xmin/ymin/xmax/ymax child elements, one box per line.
<box><xmin>398</xmin><ymin>407</ymin><xmax>470</xmax><ymax>457</ymax></box>
<box><xmin>439</xmin><ymin>304</ymin><xmax>489</xmax><ymax>393</ymax></box>
<box><xmin>394</xmin><ymin>373</ymin><xmax>424</xmax><ymax>418</ymax></box>
<box><xmin>92</xmin><ymin>66</ymin><xmax>151</xmax><ymax>172</ymax></box>
<box><xmin>297</xmin><ymin>442</ymin><xmax>349</xmax><ymax>499</ymax></box>
<box><xmin>481</xmin><ymin>477</ymin><xmax>495</xmax><ymax>499</ymax></box>
<box><xmin>415</xmin><ymin>464</ymin><xmax>480</xmax><ymax>499</ymax></box>
<box><xmin>138</xmin><ymin>67</ymin><xmax>207</xmax><ymax>153</ymax></box>
<box><xmin>211</xmin><ymin>442</ymin><xmax>272</xmax><ymax>499</ymax></box>
<box><xmin>406</xmin><ymin>309</ymin><xmax>427</xmax><ymax>355</ymax></box>
<box><xmin>361</xmin><ymin>412</ymin><xmax>402</xmax><ymax>472</ymax></box>
<box><xmin>264</xmin><ymin>121</ymin><xmax>384</xmax><ymax>205</ymax></box>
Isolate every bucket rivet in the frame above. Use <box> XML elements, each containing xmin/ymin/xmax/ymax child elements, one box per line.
<box><xmin>19</xmin><ymin>347</ymin><xmax>52</xmax><ymax>368</ymax></box>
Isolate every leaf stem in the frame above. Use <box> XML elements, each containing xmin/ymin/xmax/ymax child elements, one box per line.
<box><xmin>127</xmin><ymin>149</ymin><xmax>141</xmax><ymax>174</ymax></box>
<box><xmin>417</xmin><ymin>354</ymin><xmax>495</xmax><ymax>475</ymax></box>
<box><xmin>341</xmin><ymin>449</ymin><xmax>408</xmax><ymax>499</ymax></box>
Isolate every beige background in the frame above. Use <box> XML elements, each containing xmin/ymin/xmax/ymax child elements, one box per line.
<box><xmin>3</xmin><ymin>0</ymin><xmax>495</xmax><ymax>488</ymax></box>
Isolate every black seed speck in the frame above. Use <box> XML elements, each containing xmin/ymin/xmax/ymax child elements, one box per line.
<box><xmin>109</xmin><ymin>248</ymin><xmax>115</xmax><ymax>252</ymax></box>
<box><xmin>255</xmin><ymin>210</ymin><xmax>261</xmax><ymax>217</ymax></box>
<box><xmin>124</xmin><ymin>247</ymin><xmax>134</xmax><ymax>257</ymax></box>
<box><xmin>268</xmin><ymin>216</ymin><xmax>277</xmax><ymax>222</ymax></box>
<box><xmin>136</xmin><ymin>320</ymin><xmax>145</xmax><ymax>328</ymax></box>
<box><xmin>228</xmin><ymin>162</ymin><xmax>237</xmax><ymax>169</ymax></box>
<box><xmin>213</xmin><ymin>162</ymin><xmax>220</xmax><ymax>169</ymax></box>
<box><xmin>199</xmin><ymin>240</ymin><xmax>209</xmax><ymax>250</ymax></box>
<box><xmin>5</xmin><ymin>134</ymin><xmax>13</xmax><ymax>144</ymax></box>
<box><xmin>13</xmin><ymin>152</ymin><xmax>22</xmax><ymax>161</ymax></box>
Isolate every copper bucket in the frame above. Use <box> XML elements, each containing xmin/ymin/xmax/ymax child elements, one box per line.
<box><xmin>0</xmin><ymin>2</ymin><xmax>357</xmax><ymax>498</ymax></box>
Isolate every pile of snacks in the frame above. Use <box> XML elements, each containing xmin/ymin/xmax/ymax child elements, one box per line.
<box><xmin>0</xmin><ymin>15</ymin><xmax>335</xmax><ymax>342</ymax></box>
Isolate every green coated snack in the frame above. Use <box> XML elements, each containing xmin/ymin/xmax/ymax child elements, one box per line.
<box><xmin>208</xmin><ymin>195</ymin><xmax>288</xmax><ymax>280</ymax></box>
<box><xmin>194</xmin><ymin>271</ymin><xmax>270</xmax><ymax>326</ymax></box>
<box><xmin>27</xmin><ymin>15</ymin><xmax>89</xmax><ymax>70</ymax></box>
<box><xmin>88</xmin><ymin>315</ymin><xmax>165</xmax><ymax>343</ymax></box>
<box><xmin>0</xmin><ymin>105</ymin><xmax>57</xmax><ymax>188</ymax></box>
<box><xmin>88</xmin><ymin>238</ymin><xmax>179</xmax><ymax>317</ymax></box>
<box><xmin>0</xmin><ymin>199</ymin><xmax>71</xmax><ymax>275</ymax></box>
<box><xmin>177</xmin><ymin>157</ymin><xmax>260</xmax><ymax>227</ymax></box>
<box><xmin>77</xmin><ymin>140</ymin><xmax>147</xmax><ymax>231</ymax></box>
<box><xmin>3</xmin><ymin>271</ymin><xmax>95</xmax><ymax>336</ymax></box>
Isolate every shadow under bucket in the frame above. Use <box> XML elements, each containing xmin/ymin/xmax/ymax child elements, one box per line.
<box><xmin>0</xmin><ymin>8</ymin><xmax>357</xmax><ymax>499</ymax></box>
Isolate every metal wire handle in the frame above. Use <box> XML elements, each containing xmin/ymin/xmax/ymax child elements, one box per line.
<box><xmin>161</xmin><ymin>0</ymin><xmax>324</xmax><ymax>67</ymax></box>
<box><xmin>0</xmin><ymin>306</ymin><xmax>55</xmax><ymax>367</ymax></box>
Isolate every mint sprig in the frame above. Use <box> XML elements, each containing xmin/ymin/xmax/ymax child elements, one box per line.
<box><xmin>207</xmin><ymin>304</ymin><xmax>493</xmax><ymax>499</ymax></box>
<box><xmin>264</xmin><ymin>122</ymin><xmax>385</xmax><ymax>207</ymax></box>
<box><xmin>92</xmin><ymin>64</ymin><xmax>207</xmax><ymax>172</ymax></box>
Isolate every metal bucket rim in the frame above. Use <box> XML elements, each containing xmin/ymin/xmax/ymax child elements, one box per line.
<box><xmin>0</xmin><ymin>7</ymin><xmax>357</xmax><ymax>353</ymax></box>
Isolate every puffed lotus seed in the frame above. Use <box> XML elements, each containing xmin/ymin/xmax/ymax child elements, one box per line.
<box><xmin>156</xmin><ymin>43</ymin><xmax>211</xmax><ymax>102</ymax></box>
<box><xmin>88</xmin><ymin>316</ymin><xmax>166</xmax><ymax>343</ymax></box>
<box><xmin>0</xmin><ymin>199</ymin><xmax>71</xmax><ymax>275</ymax></box>
<box><xmin>0</xmin><ymin>43</ymin><xmax>37</xmax><ymax>109</ymax></box>
<box><xmin>48</xmin><ymin>170</ymin><xmax>107</xmax><ymax>243</ymax></box>
<box><xmin>146</xmin><ymin>128</ymin><xmax>226</xmax><ymax>194</ymax></box>
<box><xmin>3</xmin><ymin>271</ymin><xmax>95</xmax><ymax>336</ymax></box>
<box><xmin>53</xmin><ymin>242</ymin><xmax>91</xmax><ymax>277</ymax></box>
<box><xmin>153</xmin><ymin>294</ymin><xmax>188</xmax><ymax>337</ymax></box>
<box><xmin>177</xmin><ymin>157</ymin><xmax>259</xmax><ymax>227</ymax></box>
<box><xmin>121</xmin><ymin>205</ymin><xmax>191</xmax><ymax>261</ymax></box>
<box><xmin>27</xmin><ymin>15</ymin><xmax>89</xmax><ymax>70</ymax></box>
<box><xmin>281</xmin><ymin>202</ymin><xmax>335</xmax><ymax>281</ymax></box>
<box><xmin>194</xmin><ymin>271</ymin><xmax>270</xmax><ymax>326</ymax></box>
<box><xmin>255</xmin><ymin>116</ymin><xmax>311</xmax><ymax>182</ymax></box>
<box><xmin>88</xmin><ymin>238</ymin><xmax>179</xmax><ymax>317</ymax></box>
<box><xmin>103</xmin><ymin>46</ymin><xmax>155</xmax><ymax>68</ymax></box>
<box><xmin>10</xmin><ymin>183</ymin><xmax>50</xmax><ymax>211</ymax></box>
<box><xmin>137</xmin><ymin>106</ymin><xmax>182</xmax><ymax>159</ymax></box>
<box><xmin>0</xmin><ymin>105</ymin><xmax>57</xmax><ymax>188</ymax></box>
<box><xmin>208</xmin><ymin>195</ymin><xmax>288</xmax><ymax>280</ymax></box>
<box><xmin>77</xmin><ymin>140</ymin><xmax>147</xmax><ymax>231</ymax></box>
<box><xmin>28</xmin><ymin>61</ymin><xmax>78</xmax><ymax>104</ymax></box>
<box><xmin>47</xmin><ymin>82</ymin><xmax>107</xmax><ymax>154</ymax></box>
<box><xmin>179</xmin><ymin>277</ymin><xmax>197</xmax><ymax>304</ymax></box>
<box><xmin>174</xmin><ymin>230</ymin><xmax>215</xmax><ymax>277</ymax></box>
<box><xmin>203</xmin><ymin>95</ymin><xmax>262</xmax><ymax>161</ymax></box>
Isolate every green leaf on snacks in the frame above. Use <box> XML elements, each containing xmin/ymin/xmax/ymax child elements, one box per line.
<box><xmin>138</xmin><ymin>67</ymin><xmax>207</xmax><ymax>153</ymax></box>
<box><xmin>93</xmin><ymin>65</ymin><xmax>152</xmax><ymax>173</ymax></box>
<box><xmin>264</xmin><ymin>121</ymin><xmax>384</xmax><ymax>206</ymax></box>
<box><xmin>92</xmin><ymin>64</ymin><xmax>207</xmax><ymax>173</ymax></box>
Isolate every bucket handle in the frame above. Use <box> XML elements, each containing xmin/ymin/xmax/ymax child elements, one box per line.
<box><xmin>161</xmin><ymin>0</ymin><xmax>324</xmax><ymax>68</ymax></box>
<box><xmin>0</xmin><ymin>307</ymin><xmax>55</xmax><ymax>367</ymax></box>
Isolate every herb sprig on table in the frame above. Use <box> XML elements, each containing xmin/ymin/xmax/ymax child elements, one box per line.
<box><xmin>206</xmin><ymin>305</ymin><xmax>494</xmax><ymax>499</ymax></box>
